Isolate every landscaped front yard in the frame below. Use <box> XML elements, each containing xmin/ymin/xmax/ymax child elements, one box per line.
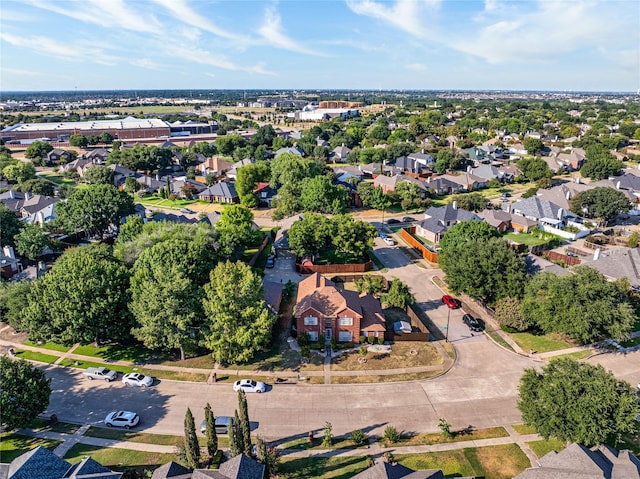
<box><xmin>504</xmin><ymin>232</ymin><xmax>551</xmax><ymax>247</ymax></box>
<box><xmin>279</xmin><ymin>455</ymin><xmax>369</xmax><ymax>479</ymax></box>
<box><xmin>0</xmin><ymin>433</ymin><xmax>62</xmax><ymax>463</ymax></box>
<box><xmin>331</xmin><ymin>342</ymin><xmax>442</xmax><ymax>371</ymax></box>
<box><xmin>510</xmin><ymin>331</ymin><xmax>575</xmax><ymax>354</ymax></box>
<box><xmin>381</xmin><ymin>426</ymin><xmax>509</xmax><ymax>447</ymax></box>
<box><xmin>63</xmin><ymin>443</ymin><xmax>178</xmax><ymax>473</ymax></box>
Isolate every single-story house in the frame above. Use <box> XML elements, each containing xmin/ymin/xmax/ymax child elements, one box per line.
<box><xmin>46</xmin><ymin>148</ymin><xmax>72</xmax><ymax>164</ymax></box>
<box><xmin>225</xmin><ymin>158</ymin><xmax>254</xmax><ymax>180</ymax></box>
<box><xmin>198</xmin><ymin>181</ymin><xmax>239</xmax><ymax>203</ymax></box>
<box><xmin>510</xmin><ymin>196</ymin><xmax>567</xmax><ymax>224</ymax></box>
<box><xmin>393</xmin><ymin>156</ymin><xmax>430</xmax><ymax>175</ymax></box>
<box><xmin>579</xmin><ymin>246</ymin><xmax>640</xmax><ymax>290</ymax></box>
<box><xmin>296</xmin><ymin>273</ymin><xmax>386</xmax><ymax>344</ymax></box>
<box><xmin>360</xmin><ymin>162</ymin><xmax>403</xmax><ymax>177</ymax></box>
<box><xmin>84</xmin><ymin>147</ymin><xmax>110</xmax><ymax>163</ymax></box>
<box><xmin>471</xmin><ymin>164</ymin><xmax>504</xmax><ymax>182</ymax></box>
<box><xmin>441</xmin><ymin>172</ymin><xmax>488</xmax><ymax>190</ymax></box>
<box><xmin>350</xmin><ymin>462</ymin><xmax>445</xmax><ymax>479</ymax></box>
<box><xmin>274</xmin><ymin>146</ymin><xmax>303</xmax><ymax>157</ymax></box>
<box><xmin>107</xmin><ymin>164</ymin><xmax>137</xmax><ymax>187</ymax></box>
<box><xmin>334</xmin><ymin>165</ymin><xmax>364</xmax><ymax>183</ymax></box>
<box><xmin>536</xmin><ymin>181</ymin><xmax>590</xmax><ymax>211</ymax></box>
<box><xmin>423</xmin><ymin>176</ymin><xmax>465</xmax><ymax>195</ymax></box>
<box><xmin>331</xmin><ymin>145</ymin><xmax>352</xmax><ymax>162</ymax></box>
<box><xmin>152</xmin><ymin>454</ymin><xmax>264</xmax><ymax>479</ymax></box>
<box><xmin>416</xmin><ymin>204</ymin><xmax>481</xmax><ymax>244</ymax></box>
<box><xmin>253</xmin><ymin>182</ymin><xmax>277</xmax><ymax>206</ymax></box>
<box><xmin>373</xmin><ymin>174</ymin><xmax>429</xmax><ymax>196</ymax></box>
<box><xmin>196</xmin><ymin>157</ymin><xmax>234</xmax><ymax>177</ymax></box>
<box><xmin>136</xmin><ymin>174</ymin><xmax>165</xmax><ymax>193</ymax></box>
<box><xmin>477</xmin><ymin>209</ymin><xmax>512</xmax><ymax>233</ymax></box>
<box><xmin>170</xmin><ymin>179</ymin><xmax>208</xmax><ymax>198</ymax></box>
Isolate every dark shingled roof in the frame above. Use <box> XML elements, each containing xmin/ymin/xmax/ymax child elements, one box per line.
<box><xmin>5</xmin><ymin>446</ymin><xmax>71</xmax><ymax>479</ymax></box>
<box><xmin>151</xmin><ymin>461</ymin><xmax>191</xmax><ymax>479</ymax></box>
<box><xmin>350</xmin><ymin>462</ymin><xmax>445</xmax><ymax>479</ymax></box>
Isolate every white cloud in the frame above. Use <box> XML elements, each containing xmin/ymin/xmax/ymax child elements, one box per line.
<box><xmin>0</xmin><ymin>32</ymin><xmax>117</xmax><ymax>65</ymax></box>
<box><xmin>25</xmin><ymin>0</ymin><xmax>161</xmax><ymax>34</ymax></box>
<box><xmin>150</xmin><ymin>0</ymin><xmax>248</xmax><ymax>43</ymax></box>
<box><xmin>130</xmin><ymin>58</ymin><xmax>163</xmax><ymax>70</ymax></box>
<box><xmin>258</xmin><ymin>5</ymin><xmax>326</xmax><ymax>56</ymax></box>
<box><xmin>2</xmin><ymin>67</ymin><xmax>42</xmax><ymax>76</ymax></box>
<box><xmin>452</xmin><ymin>1</ymin><xmax>627</xmax><ymax>64</ymax></box>
<box><xmin>406</xmin><ymin>63</ymin><xmax>428</xmax><ymax>71</ymax></box>
<box><xmin>345</xmin><ymin>0</ymin><xmax>440</xmax><ymax>38</ymax></box>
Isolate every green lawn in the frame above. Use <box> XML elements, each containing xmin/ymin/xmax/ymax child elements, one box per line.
<box><xmin>280</xmin><ymin>435</ymin><xmax>371</xmax><ymax>452</ymax></box>
<box><xmin>58</xmin><ymin>358</ymin><xmax>135</xmax><ymax>374</ymax></box>
<box><xmin>511</xmin><ymin>424</ymin><xmax>537</xmax><ymax>435</ymax></box>
<box><xmin>84</xmin><ymin>426</ymin><xmax>229</xmax><ymax>448</ymax></box>
<box><xmin>36</xmin><ymin>172</ymin><xmax>78</xmax><ymax>186</ymax></box>
<box><xmin>24</xmin><ymin>340</ymin><xmax>71</xmax><ymax>352</ymax></box>
<box><xmin>0</xmin><ymin>433</ymin><xmax>62</xmax><ymax>463</ymax></box>
<box><xmin>383</xmin><ymin>426</ymin><xmax>508</xmax><ymax>447</ymax></box>
<box><xmin>396</xmin><ymin>443</ymin><xmax>530</xmax><ymax>479</ymax></box>
<box><xmin>63</xmin><ymin>443</ymin><xmax>178</xmax><ymax>472</ymax></box>
<box><xmin>72</xmin><ymin>342</ymin><xmax>154</xmax><ymax>363</ymax></box>
<box><xmin>503</xmin><ymin>232</ymin><xmax>550</xmax><ymax>247</ymax></box>
<box><xmin>279</xmin><ymin>455</ymin><xmax>369</xmax><ymax>479</ymax></box>
<box><xmin>547</xmin><ymin>350</ymin><xmax>592</xmax><ymax>361</ymax></box>
<box><xmin>510</xmin><ymin>332</ymin><xmax>574</xmax><ymax>353</ymax></box>
<box><xmin>619</xmin><ymin>336</ymin><xmax>640</xmax><ymax>348</ymax></box>
<box><xmin>29</xmin><ymin>417</ymin><xmax>81</xmax><ymax>434</ymax></box>
<box><xmin>526</xmin><ymin>438</ymin><xmax>567</xmax><ymax>458</ymax></box>
<box><xmin>14</xmin><ymin>350</ymin><xmax>59</xmax><ymax>363</ymax></box>
<box><xmin>486</xmin><ymin>330</ymin><xmax>515</xmax><ymax>352</ymax></box>
<box><xmin>137</xmin><ymin>195</ymin><xmax>206</xmax><ymax>209</ymax></box>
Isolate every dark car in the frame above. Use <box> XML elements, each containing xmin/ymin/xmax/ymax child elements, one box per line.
<box><xmin>402</xmin><ymin>216</ymin><xmax>416</xmax><ymax>222</ymax></box>
<box><xmin>266</xmin><ymin>255</ymin><xmax>275</xmax><ymax>268</ymax></box>
<box><xmin>463</xmin><ymin>314</ymin><xmax>484</xmax><ymax>332</ymax></box>
<box><xmin>385</xmin><ymin>218</ymin><xmax>400</xmax><ymax>224</ymax></box>
<box><xmin>442</xmin><ymin>295</ymin><xmax>461</xmax><ymax>309</ymax></box>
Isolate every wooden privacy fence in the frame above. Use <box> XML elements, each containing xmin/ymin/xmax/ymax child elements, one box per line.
<box><xmin>542</xmin><ymin>250</ymin><xmax>581</xmax><ymax>267</ymax></box>
<box><xmin>248</xmin><ymin>235</ymin><xmax>270</xmax><ymax>267</ymax></box>
<box><xmin>400</xmin><ymin>227</ymin><xmax>438</xmax><ymax>264</ymax></box>
<box><xmin>296</xmin><ymin>261</ymin><xmax>373</xmax><ymax>275</ymax></box>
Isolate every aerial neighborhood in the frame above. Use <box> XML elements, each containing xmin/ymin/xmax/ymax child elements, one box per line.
<box><xmin>2</xmin><ymin>90</ymin><xmax>640</xmax><ymax>478</ymax></box>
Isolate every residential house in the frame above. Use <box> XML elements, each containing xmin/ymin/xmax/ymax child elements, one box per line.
<box><xmin>136</xmin><ymin>174</ymin><xmax>165</xmax><ymax>194</ymax></box>
<box><xmin>316</xmin><ymin>136</ymin><xmax>330</xmax><ymax>147</ymax></box>
<box><xmin>510</xmin><ymin>215</ymin><xmax>539</xmax><ymax>233</ymax></box>
<box><xmin>463</xmin><ymin>146</ymin><xmax>493</xmax><ymax>164</ymax></box>
<box><xmin>477</xmin><ymin>209</ymin><xmax>512</xmax><ymax>233</ymax></box>
<box><xmin>407</xmin><ymin>151</ymin><xmax>435</xmax><ymax>167</ymax></box>
<box><xmin>373</xmin><ymin>174</ymin><xmax>429</xmax><ymax>196</ymax></box>
<box><xmin>580</xmin><ymin>247</ymin><xmax>640</xmax><ymax>290</ymax></box>
<box><xmin>350</xmin><ymin>462</ymin><xmax>446</xmax><ymax>479</ymax></box>
<box><xmin>360</xmin><ymin>162</ymin><xmax>403</xmax><ymax>177</ymax></box>
<box><xmin>393</xmin><ymin>156</ymin><xmax>430</xmax><ymax>176</ymax></box>
<box><xmin>46</xmin><ymin>148</ymin><xmax>72</xmax><ymax>164</ymax></box>
<box><xmin>331</xmin><ymin>144</ymin><xmax>352</xmax><ymax>162</ymax></box>
<box><xmin>253</xmin><ymin>182</ymin><xmax>277</xmax><ymax>206</ymax></box>
<box><xmin>274</xmin><ymin>146</ymin><xmax>303</xmax><ymax>157</ymax></box>
<box><xmin>198</xmin><ymin>181</ymin><xmax>239</xmax><ymax>203</ymax></box>
<box><xmin>471</xmin><ymin>164</ymin><xmax>504</xmax><ymax>182</ymax></box>
<box><xmin>510</xmin><ymin>196</ymin><xmax>567</xmax><ymax>227</ymax></box>
<box><xmin>60</xmin><ymin>157</ymin><xmax>93</xmax><ymax>175</ymax></box>
<box><xmin>107</xmin><ymin>164</ymin><xmax>137</xmax><ymax>187</ymax></box>
<box><xmin>170</xmin><ymin>179</ymin><xmax>208</xmax><ymax>198</ymax></box>
<box><xmin>536</xmin><ymin>180</ymin><xmax>590</xmax><ymax>211</ymax></box>
<box><xmin>152</xmin><ymin>454</ymin><xmax>264</xmax><ymax>479</ymax></box>
<box><xmin>513</xmin><ymin>442</ymin><xmax>640</xmax><ymax>479</ymax></box>
<box><xmin>415</xmin><ymin>204</ymin><xmax>481</xmax><ymax>244</ymax></box>
<box><xmin>525</xmin><ymin>131</ymin><xmax>543</xmax><ymax>140</ymax></box>
<box><xmin>0</xmin><ymin>191</ymin><xmax>58</xmax><ymax>222</ymax></box>
<box><xmin>0</xmin><ymin>445</ymin><xmax>122</xmax><ymax>479</ymax></box>
<box><xmin>225</xmin><ymin>158</ymin><xmax>254</xmax><ymax>180</ymax></box>
<box><xmin>556</xmin><ymin>147</ymin><xmax>587</xmax><ymax>170</ymax></box>
<box><xmin>541</xmin><ymin>156</ymin><xmax>565</xmax><ymax>173</ymax></box>
<box><xmin>508</xmin><ymin>143</ymin><xmax>527</xmax><ymax>155</ymax></box>
<box><xmin>199</xmin><ymin>211</ymin><xmax>259</xmax><ymax>231</ymax></box>
<box><xmin>591</xmin><ymin>173</ymin><xmax>640</xmax><ymax>207</ymax></box>
<box><xmin>423</xmin><ymin>175</ymin><xmax>465</xmax><ymax>195</ymax></box>
<box><xmin>334</xmin><ymin>165</ymin><xmax>364</xmax><ymax>183</ymax></box>
<box><xmin>263</xmin><ymin>280</ymin><xmax>283</xmax><ymax>314</ymax></box>
<box><xmin>497</xmin><ymin>163</ymin><xmax>523</xmax><ymax>180</ymax></box>
<box><xmin>196</xmin><ymin>157</ymin><xmax>234</xmax><ymax>177</ymax></box>
<box><xmin>296</xmin><ymin>273</ymin><xmax>386</xmax><ymax>344</ymax></box>
<box><xmin>1</xmin><ymin>246</ymin><xmax>22</xmax><ymax>280</ymax></box>
<box><xmin>85</xmin><ymin>148</ymin><xmax>109</xmax><ymax>163</ymax></box>
<box><xmin>441</xmin><ymin>171</ymin><xmax>488</xmax><ymax>190</ymax></box>
<box><xmin>147</xmin><ymin>212</ymin><xmax>197</xmax><ymax>225</ymax></box>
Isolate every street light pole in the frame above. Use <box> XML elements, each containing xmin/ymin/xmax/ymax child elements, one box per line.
<box><xmin>445</xmin><ymin>307</ymin><xmax>451</xmax><ymax>342</ymax></box>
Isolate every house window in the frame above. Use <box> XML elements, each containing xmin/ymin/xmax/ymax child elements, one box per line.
<box><xmin>303</xmin><ymin>316</ymin><xmax>318</xmax><ymax>326</ymax></box>
<box><xmin>338</xmin><ymin>331</ymin><xmax>353</xmax><ymax>342</ymax></box>
<box><xmin>339</xmin><ymin>316</ymin><xmax>353</xmax><ymax>326</ymax></box>
<box><xmin>374</xmin><ymin>331</ymin><xmax>379</xmax><ymax>338</ymax></box>
<box><xmin>308</xmin><ymin>331</ymin><xmax>318</xmax><ymax>342</ymax></box>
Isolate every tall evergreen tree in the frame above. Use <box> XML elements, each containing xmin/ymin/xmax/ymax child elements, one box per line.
<box><xmin>183</xmin><ymin>408</ymin><xmax>200</xmax><ymax>469</ymax></box>
<box><xmin>238</xmin><ymin>390</ymin><xmax>252</xmax><ymax>455</ymax></box>
<box><xmin>233</xmin><ymin>410</ymin><xmax>245</xmax><ymax>456</ymax></box>
<box><xmin>204</xmin><ymin>403</ymin><xmax>218</xmax><ymax>458</ymax></box>
<box><xmin>228</xmin><ymin>414</ymin><xmax>241</xmax><ymax>457</ymax></box>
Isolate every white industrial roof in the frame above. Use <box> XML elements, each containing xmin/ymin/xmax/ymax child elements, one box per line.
<box><xmin>1</xmin><ymin>116</ymin><xmax>169</xmax><ymax>133</ymax></box>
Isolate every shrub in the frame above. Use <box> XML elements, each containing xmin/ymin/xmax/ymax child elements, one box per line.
<box><xmin>629</xmin><ymin>232</ymin><xmax>639</xmax><ymax>248</ymax></box>
<box><xmin>438</xmin><ymin>418</ymin><xmax>452</xmax><ymax>438</ymax></box>
<box><xmin>322</xmin><ymin>422</ymin><xmax>333</xmax><ymax>447</ymax></box>
<box><xmin>359</xmin><ymin>345</ymin><xmax>368</xmax><ymax>356</ymax></box>
<box><xmin>359</xmin><ymin>335</ymin><xmax>366</xmax><ymax>344</ymax></box>
<box><xmin>330</xmin><ymin>338</ymin><xmax>337</xmax><ymax>352</ymax></box>
<box><xmin>300</xmin><ymin>345</ymin><xmax>310</xmax><ymax>358</ymax></box>
<box><xmin>383</xmin><ymin>426</ymin><xmax>400</xmax><ymax>444</ymax></box>
<box><xmin>297</xmin><ymin>331</ymin><xmax>311</xmax><ymax>347</ymax></box>
<box><xmin>377</xmin><ymin>337</ymin><xmax>384</xmax><ymax>345</ymax></box>
<box><xmin>350</xmin><ymin>430</ymin><xmax>367</xmax><ymax>447</ymax></box>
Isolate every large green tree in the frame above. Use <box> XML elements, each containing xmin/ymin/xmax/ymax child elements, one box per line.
<box><xmin>0</xmin><ymin>281</ymin><xmax>32</xmax><ymax>331</ymax></box>
<box><xmin>202</xmin><ymin>261</ymin><xmax>276</xmax><ymax>364</ymax></box>
<box><xmin>0</xmin><ymin>203</ymin><xmax>22</xmax><ymax>247</ymax></box>
<box><xmin>287</xmin><ymin>214</ymin><xmax>332</xmax><ymax>257</ymax></box>
<box><xmin>14</xmin><ymin>224</ymin><xmax>49</xmax><ymax>261</ymax></box>
<box><xmin>23</xmin><ymin>244</ymin><xmax>132</xmax><ymax>345</ymax></box>
<box><xmin>183</xmin><ymin>408</ymin><xmax>200</xmax><ymax>469</ymax></box>
<box><xmin>450</xmin><ymin>193</ymin><xmax>490</xmax><ymax>212</ymax></box>
<box><xmin>438</xmin><ymin>220</ymin><xmax>527</xmax><ymax>303</ymax></box>
<box><xmin>517</xmin><ymin>157</ymin><xmax>552</xmax><ymax>181</ymax></box>
<box><xmin>332</xmin><ymin>214</ymin><xmax>377</xmax><ymax>260</ymax></box>
<box><xmin>521</xmin><ymin>266</ymin><xmax>634</xmax><ymax>344</ymax></box>
<box><xmin>235</xmin><ymin>161</ymin><xmax>270</xmax><ymax>207</ymax></box>
<box><xmin>82</xmin><ymin>165</ymin><xmax>115</xmax><ymax>185</ymax></box>
<box><xmin>570</xmin><ymin>187</ymin><xmax>631</xmax><ymax>221</ymax></box>
<box><xmin>518</xmin><ymin>358</ymin><xmax>639</xmax><ymax>446</ymax></box>
<box><xmin>0</xmin><ymin>357</ymin><xmax>51</xmax><ymax>430</ymax></box>
<box><xmin>24</xmin><ymin>141</ymin><xmax>53</xmax><ymax>162</ymax></box>
<box><xmin>580</xmin><ymin>145</ymin><xmax>623</xmax><ymax>180</ymax></box>
<box><xmin>55</xmin><ymin>184</ymin><xmax>135</xmax><ymax>237</ymax></box>
<box><xmin>523</xmin><ymin>137</ymin><xmax>544</xmax><ymax>155</ymax></box>
<box><xmin>215</xmin><ymin>205</ymin><xmax>258</xmax><ymax>256</ymax></box>
<box><xmin>300</xmin><ymin>176</ymin><xmax>348</xmax><ymax>214</ymax></box>
<box><xmin>382</xmin><ymin>279</ymin><xmax>414</xmax><ymax>309</ymax></box>
<box><xmin>2</xmin><ymin>161</ymin><xmax>36</xmax><ymax>183</ymax></box>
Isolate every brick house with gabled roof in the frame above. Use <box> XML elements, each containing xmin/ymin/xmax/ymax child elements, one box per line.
<box><xmin>296</xmin><ymin>273</ymin><xmax>386</xmax><ymax>344</ymax></box>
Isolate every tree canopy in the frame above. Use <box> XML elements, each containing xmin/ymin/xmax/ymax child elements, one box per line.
<box><xmin>570</xmin><ymin>186</ymin><xmax>631</xmax><ymax>221</ymax></box>
<box><xmin>450</xmin><ymin>193</ymin><xmax>490</xmax><ymax>212</ymax></box>
<box><xmin>300</xmin><ymin>176</ymin><xmax>349</xmax><ymax>215</ymax></box>
<box><xmin>518</xmin><ymin>358</ymin><xmax>639</xmax><ymax>446</ymax></box>
<box><xmin>24</xmin><ymin>141</ymin><xmax>53</xmax><ymax>161</ymax></box>
<box><xmin>0</xmin><ymin>357</ymin><xmax>51</xmax><ymax>430</ymax></box>
<box><xmin>439</xmin><ymin>220</ymin><xmax>527</xmax><ymax>303</ymax></box>
<box><xmin>215</xmin><ymin>205</ymin><xmax>258</xmax><ymax>257</ymax></box>
<box><xmin>55</xmin><ymin>184</ymin><xmax>135</xmax><ymax>238</ymax></box>
<box><xmin>521</xmin><ymin>266</ymin><xmax>634</xmax><ymax>344</ymax></box>
<box><xmin>0</xmin><ymin>203</ymin><xmax>22</xmax><ymax>247</ymax></box>
<box><xmin>14</xmin><ymin>224</ymin><xmax>49</xmax><ymax>261</ymax></box>
<box><xmin>202</xmin><ymin>261</ymin><xmax>276</xmax><ymax>364</ymax></box>
<box><xmin>83</xmin><ymin>165</ymin><xmax>115</xmax><ymax>185</ymax></box>
<box><xmin>288</xmin><ymin>213</ymin><xmax>332</xmax><ymax>257</ymax></box>
<box><xmin>23</xmin><ymin>244</ymin><xmax>132</xmax><ymax>345</ymax></box>
<box><xmin>382</xmin><ymin>279</ymin><xmax>414</xmax><ymax>309</ymax></box>
<box><xmin>580</xmin><ymin>145</ymin><xmax>623</xmax><ymax>180</ymax></box>
<box><xmin>516</xmin><ymin>157</ymin><xmax>553</xmax><ymax>181</ymax></box>
<box><xmin>2</xmin><ymin>161</ymin><xmax>36</xmax><ymax>183</ymax></box>
<box><xmin>332</xmin><ymin>214</ymin><xmax>377</xmax><ymax>260</ymax></box>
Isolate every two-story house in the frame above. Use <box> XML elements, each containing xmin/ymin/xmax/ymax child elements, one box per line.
<box><xmin>296</xmin><ymin>273</ymin><xmax>386</xmax><ymax>344</ymax></box>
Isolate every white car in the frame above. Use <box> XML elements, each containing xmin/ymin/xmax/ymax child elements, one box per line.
<box><xmin>233</xmin><ymin>379</ymin><xmax>266</xmax><ymax>393</ymax></box>
<box><xmin>122</xmin><ymin>372</ymin><xmax>154</xmax><ymax>388</ymax></box>
<box><xmin>383</xmin><ymin>237</ymin><xmax>396</xmax><ymax>246</ymax></box>
<box><xmin>104</xmin><ymin>410</ymin><xmax>139</xmax><ymax>429</ymax></box>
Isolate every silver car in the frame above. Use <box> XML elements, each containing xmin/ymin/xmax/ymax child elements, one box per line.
<box><xmin>122</xmin><ymin>372</ymin><xmax>154</xmax><ymax>387</ymax></box>
<box><xmin>104</xmin><ymin>410</ymin><xmax>139</xmax><ymax>429</ymax></box>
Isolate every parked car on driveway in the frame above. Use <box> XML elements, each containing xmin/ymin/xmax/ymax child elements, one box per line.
<box><xmin>383</xmin><ymin>237</ymin><xmax>396</xmax><ymax>246</ymax></box>
<box><xmin>180</xmin><ymin>208</ymin><xmax>194</xmax><ymax>214</ymax></box>
<box><xmin>265</xmin><ymin>255</ymin><xmax>275</xmax><ymax>268</ymax></box>
<box><xmin>402</xmin><ymin>216</ymin><xmax>416</xmax><ymax>222</ymax></box>
<box><xmin>122</xmin><ymin>372</ymin><xmax>154</xmax><ymax>387</ymax></box>
<box><xmin>233</xmin><ymin>379</ymin><xmax>266</xmax><ymax>393</ymax></box>
<box><xmin>104</xmin><ymin>410</ymin><xmax>139</xmax><ymax>429</ymax></box>
<box><xmin>442</xmin><ymin>295</ymin><xmax>461</xmax><ymax>309</ymax></box>
<box><xmin>385</xmin><ymin>218</ymin><xmax>400</xmax><ymax>224</ymax></box>
<box><xmin>200</xmin><ymin>415</ymin><xmax>232</xmax><ymax>435</ymax></box>
<box><xmin>83</xmin><ymin>367</ymin><xmax>117</xmax><ymax>382</ymax></box>
<box><xmin>463</xmin><ymin>314</ymin><xmax>484</xmax><ymax>332</ymax></box>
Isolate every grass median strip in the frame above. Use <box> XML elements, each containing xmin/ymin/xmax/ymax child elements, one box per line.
<box><xmin>381</xmin><ymin>426</ymin><xmax>509</xmax><ymax>447</ymax></box>
<box><xmin>14</xmin><ymin>350</ymin><xmax>59</xmax><ymax>364</ymax></box>
<box><xmin>84</xmin><ymin>426</ymin><xmax>229</xmax><ymax>448</ymax></box>
<box><xmin>24</xmin><ymin>340</ymin><xmax>70</xmax><ymax>352</ymax></box>
<box><xmin>279</xmin><ymin>435</ymin><xmax>370</xmax><ymax>451</ymax></box>
<box><xmin>331</xmin><ymin>371</ymin><xmax>442</xmax><ymax>384</ymax></box>
<box><xmin>29</xmin><ymin>417</ymin><xmax>81</xmax><ymax>435</ymax></box>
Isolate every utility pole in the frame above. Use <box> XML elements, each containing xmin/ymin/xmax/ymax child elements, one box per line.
<box><xmin>445</xmin><ymin>307</ymin><xmax>451</xmax><ymax>342</ymax></box>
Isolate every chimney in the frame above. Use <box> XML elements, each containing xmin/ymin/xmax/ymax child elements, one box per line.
<box><xmin>24</xmin><ymin>192</ymin><xmax>32</xmax><ymax>200</ymax></box>
<box><xmin>466</xmin><ymin>165</ymin><xmax>472</xmax><ymax>173</ymax></box>
<box><xmin>421</xmin><ymin>149</ymin><xmax>425</xmax><ymax>154</ymax></box>
<box><xmin>452</xmin><ymin>201</ymin><xmax>458</xmax><ymax>210</ymax></box>
<box><xmin>593</xmin><ymin>248</ymin><xmax>601</xmax><ymax>261</ymax></box>
<box><xmin>566</xmin><ymin>191</ymin><xmax>571</xmax><ymax>201</ymax></box>
<box><xmin>557</xmin><ymin>208</ymin><xmax>564</xmax><ymax>220</ymax></box>
<box><xmin>3</xmin><ymin>245</ymin><xmax>15</xmax><ymax>259</ymax></box>
<box><xmin>427</xmin><ymin>176</ymin><xmax>431</xmax><ymax>183</ymax></box>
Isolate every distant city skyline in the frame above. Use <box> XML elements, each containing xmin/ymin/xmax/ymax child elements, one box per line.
<box><xmin>1</xmin><ymin>0</ymin><xmax>638</xmax><ymax>93</ymax></box>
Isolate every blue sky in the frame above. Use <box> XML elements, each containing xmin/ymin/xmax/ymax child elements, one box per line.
<box><xmin>1</xmin><ymin>0</ymin><xmax>638</xmax><ymax>92</ymax></box>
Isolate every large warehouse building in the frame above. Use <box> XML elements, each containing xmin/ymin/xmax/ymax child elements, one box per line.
<box><xmin>1</xmin><ymin>116</ymin><xmax>172</xmax><ymax>142</ymax></box>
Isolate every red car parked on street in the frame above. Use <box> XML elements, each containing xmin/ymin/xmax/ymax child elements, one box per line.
<box><xmin>442</xmin><ymin>295</ymin><xmax>461</xmax><ymax>309</ymax></box>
